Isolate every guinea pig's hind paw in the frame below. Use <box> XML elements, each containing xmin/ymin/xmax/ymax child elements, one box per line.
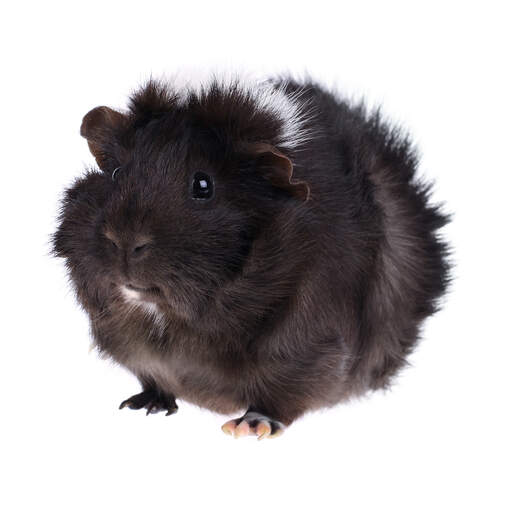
<box><xmin>221</xmin><ymin>412</ymin><xmax>285</xmax><ymax>440</ymax></box>
<box><xmin>119</xmin><ymin>390</ymin><xmax>178</xmax><ymax>416</ymax></box>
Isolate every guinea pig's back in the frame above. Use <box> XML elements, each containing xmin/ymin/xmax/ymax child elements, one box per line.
<box><xmin>282</xmin><ymin>79</ymin><xmax>450</xmax><ymax>392</ymax></box>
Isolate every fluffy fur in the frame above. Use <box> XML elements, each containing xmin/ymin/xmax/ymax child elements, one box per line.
<box><xmin>53</xmin><ymin>76</ymin><xmax>450</xmax><ymax>431</ymax></box>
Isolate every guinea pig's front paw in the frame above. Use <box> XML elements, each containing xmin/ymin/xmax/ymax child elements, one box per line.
<box><xmin>221</xmin><ymin>411</ymin><xmax>285</xmax><ymax>440</ymax></box>
<box><xmin>119</xmin><ymin>389</ymin><xmax>178</xmax><ymax>416</ymax></box>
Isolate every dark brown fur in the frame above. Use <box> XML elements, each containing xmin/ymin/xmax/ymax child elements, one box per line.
<box><xmin>53</xmin><ymin>77</ymin><xmax>450</xmax><ymax>428</ymax></box>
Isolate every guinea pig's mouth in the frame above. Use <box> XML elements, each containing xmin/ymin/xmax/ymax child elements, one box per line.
<box><xmin>126</xmin><ymin>283</ymin><xmax>161</xmax><ymax>295</ymax></box>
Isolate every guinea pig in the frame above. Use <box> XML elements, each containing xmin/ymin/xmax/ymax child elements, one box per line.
<box><xmin>53</xmin><ymin>75</ymin><xmax>450</xmax><ymax>439</ymax></box>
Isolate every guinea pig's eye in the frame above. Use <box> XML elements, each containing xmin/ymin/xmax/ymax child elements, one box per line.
<box><xmin>191</xmin><ymin>172</ymin><xmax>214</xmax><ymax>200</ymax></box>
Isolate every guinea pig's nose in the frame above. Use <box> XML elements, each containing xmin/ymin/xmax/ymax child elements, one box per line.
<box><xmin>129</xmin><ymin>240</ymin><xmax>151</xmax><ymax>259</ymax></box>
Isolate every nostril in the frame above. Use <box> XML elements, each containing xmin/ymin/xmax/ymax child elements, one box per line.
<box><xmin>132</xmin><ymin>243</ymin><xmax>149</xmax><ymax>256</ymax></box>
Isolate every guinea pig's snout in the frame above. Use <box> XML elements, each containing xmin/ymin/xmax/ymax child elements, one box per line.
<box><xmin>106</xmin><ymin>231</ymin><xmax>152</xmax><ymax>262</ymax></box>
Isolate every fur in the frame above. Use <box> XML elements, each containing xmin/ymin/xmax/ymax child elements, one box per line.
<box><xmin>53</xmin><ymin>76</ymin><xmax>450</xmax><ymax>428</ymax></box>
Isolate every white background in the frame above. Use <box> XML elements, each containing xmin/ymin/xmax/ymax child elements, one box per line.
<box><xmin>1</xmin><ymin>1</ymin><xmax>510</xmax><ymax>504</ymax></box>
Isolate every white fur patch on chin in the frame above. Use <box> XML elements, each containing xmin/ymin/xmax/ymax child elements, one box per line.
<box><xmin>121</xmin><ymin>285</ymin><xmax>141</xmax><ymax>302</ymax></box>
<box><xmin>120</xmin><ymin>285</ymin><xmax>165</xmax><ymax>323</ymax></box>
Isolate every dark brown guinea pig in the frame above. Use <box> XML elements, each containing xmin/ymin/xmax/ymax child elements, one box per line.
<box><xmin>53</xmin><ymin>76</ymin><xmax>450</xmax><ymax>439</ymax></box>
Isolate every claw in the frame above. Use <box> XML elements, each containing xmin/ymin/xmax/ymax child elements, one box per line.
<box><xmin>146</xmin><ymin>402</ymin><xmax>162</xmax><ymax>415</ymax></box>
<box><xmin>221</xmin><ymin>420</ymin><xmax>237</xmax><ymax>436</ymax></box>
<box><xmin>256</xmin><ymin>421</ymin><xmax>271</xmax><ymax>440</ymax></box>
<box><xmin>119</xmin><ymin>399</ymin><xmax>137</xmax><ymax>410</ymax></box>
<box><xmin>234</xmin><ymin>420</ymin><xmax>250</xmax><ymax>438</ymax></box>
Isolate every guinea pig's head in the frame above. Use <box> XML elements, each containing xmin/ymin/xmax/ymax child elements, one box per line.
<box><xmin>53</xmin><ymin>79</ymin><xmax>311</xmax><ymax>320</ymax></box>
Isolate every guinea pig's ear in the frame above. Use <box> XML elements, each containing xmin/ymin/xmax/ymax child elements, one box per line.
<box><xmin>241</xmin><ymin>142</ymin><xmax>311</xmax><ymax>201</ymax></box>
<box><xmin>80</xmin><ymin>106</ymin><xmax>127</xmax><ymax>170</ymax></box>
